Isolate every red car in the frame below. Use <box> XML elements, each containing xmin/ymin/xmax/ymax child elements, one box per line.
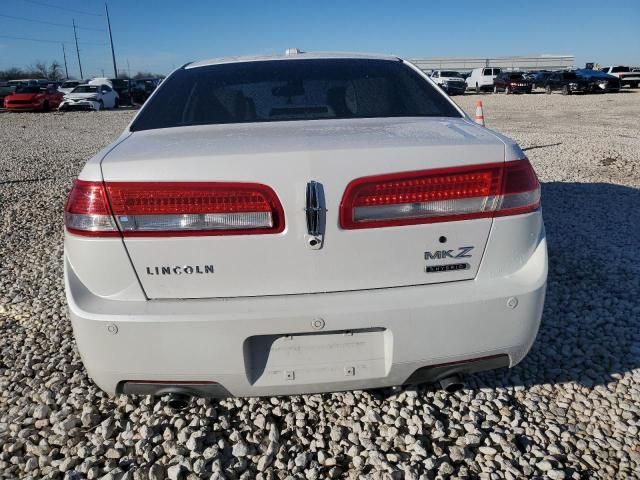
<box><xmin>3</xmin><ymin>85</ymin><xmax>64</xmax><ymax>111</ymax></box>
<box><xmin>493</xmin><ymin>72</ymin><xmax>532</xmax><ymax>94</ymax></box>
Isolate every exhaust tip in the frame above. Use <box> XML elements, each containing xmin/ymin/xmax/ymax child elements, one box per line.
<box><xmin>439</xmin><ymin>375</ymin><xmax>465</xmax><ymax>393</ymax></box>
<box><xmin>166</xmin><ymin>393</ymin><xmax>191</xmax><ymax>411</ymax></box>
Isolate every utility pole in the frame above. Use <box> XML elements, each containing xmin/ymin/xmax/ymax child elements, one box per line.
<box><xmin>62</xmin><ymin>43</ymin><xmax>69</xmax><ymax>80</ymax></box>
<box><xmin>105</xmin><ymin>2</ymin><xmax>118</xmax><ymax>78</ymax></box>
<box><xmin>72</xmin><ymin>19</ymin><xmax>83</xmax><ymax>79</ymax></box>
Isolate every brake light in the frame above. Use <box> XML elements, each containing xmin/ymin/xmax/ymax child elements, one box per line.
<box><xmin>64</xmin><ymin>180</ymin><xmax>119</xmax><ymax>236</ymax></box>
<box><xmin>340</xmin><ymin>159</ymin><xmax>540</xmax><ymax>229</ymax></box>
<box><xmin>107</xmin><ymin>182</ymin><xmax>284</xmax><ymax>237</ymax></box>
<box><xmin>65</xmin><ymin>181</ymin><xmax>285</xmax><ymax>237</ymax></box>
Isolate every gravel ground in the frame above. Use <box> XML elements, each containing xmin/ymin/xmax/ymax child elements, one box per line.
<box><xmin>1</xmin><ymin>90</ymin><xmax>639</xmax><ymax>480</ymax></box>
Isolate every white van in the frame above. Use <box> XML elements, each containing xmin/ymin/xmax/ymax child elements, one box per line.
<box><xmin>466</xmin><ymin>67</ymin><xmax>502</xmax><ymax>92</ymax></box>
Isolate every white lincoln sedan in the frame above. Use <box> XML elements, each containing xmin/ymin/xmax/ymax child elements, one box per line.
<box><xmin>64</xmin><ymin>52</ymin><xmax>547</xmax><ymax>399</ymax></box>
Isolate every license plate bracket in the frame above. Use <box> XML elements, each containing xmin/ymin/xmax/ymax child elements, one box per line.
<box><xmin>244</xmin><ymin>328</ymin><xmax>391</xmax><ymax>386</ymax></box>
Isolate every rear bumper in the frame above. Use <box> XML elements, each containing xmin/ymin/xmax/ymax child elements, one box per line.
<box><xmin>66</xmin><ymin>220</ymin><xmax>547</xmax><ymax>397</ymax></box>
<box><xmin>509</xmin><ymin>85</ymin><xmax>532</xmax><ymax>93</ymax></box>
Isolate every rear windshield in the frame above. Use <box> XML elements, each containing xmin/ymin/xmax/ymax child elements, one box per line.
<box><xmin>130</xmin><ymin>59</ymin><xmax>461</xmax><ymax>132</ymax></box>
<box><xmin>61</xmin><ymin>81</ymin><xmax>79</xmax><ymax>88</ymax></box>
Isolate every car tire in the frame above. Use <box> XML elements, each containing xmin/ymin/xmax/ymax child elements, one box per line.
<box><xmin>631</xmin><ymin>82</ymin><xmax>639</xmax><ymax>89</ymax></box>
<box><xmin>493</xmin><ymin>85</ymin><xmax>498</xmax><ymax>94</ymax></box>
<box><xmin>562</xmin><ymin>85</ymin><xmax>570</xmax><ymax>96</ymax></box>
<box><xmin>545</xmin><ymin>85</ymin><xmax>552</xmax><ymax>95</ymax></box>
<box><xmin>505</xmin><ymin>86</ymin><xmax>511</xmax><ymax>95</ymax></box>
<box><xmin>42</xmin><ymin>101</ymin><xmax>49</xmax><ymax>112</ymax></box>
<box><xmin>96</xmin><ymin>100</ymin><xmax>103</xmax><ymax>111</ymax></box>
<box><xmin>114</xmin><ymin>98</ymin><xmax>119</xmax><ymax>109</ymax></box>
<box><xmin>476</xmin><ymin>83</ymin><xmax>480</xmax><ymax>94</ymax></box>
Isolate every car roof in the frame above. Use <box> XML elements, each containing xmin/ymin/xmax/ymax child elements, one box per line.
<box><xmin>186</xmin><ymin>51</ymin><xmax>401</xmax><ymax>69</ymax></box>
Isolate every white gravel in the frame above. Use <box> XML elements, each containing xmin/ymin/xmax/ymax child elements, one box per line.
<box><xmin>1</xmin><ymin>91</ymin><xmax>639</xmax><ymax>479</ymax></box>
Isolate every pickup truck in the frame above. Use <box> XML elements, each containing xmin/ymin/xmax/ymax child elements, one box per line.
<box><xmin>429</xmin><ymin>70</ymin><xmax>466</xmax><ymax>95</ymax></box>
<box><xmin>599</xmin><ymin>66</ymin><xmax>639</xmax><ymax>88</ymax></box>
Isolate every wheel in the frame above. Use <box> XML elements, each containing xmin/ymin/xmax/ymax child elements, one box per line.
<box><xmin>562</xmin><ymin>85</ymin><xmax>570</xmax><ymax>95</ymax></box>
<box><xmin>476</xmin><ymin>83</ymin><xmax>480</xmax><ymax>94</ymax></box>
<box><xmin>493</xmin><ymin>85</ymin><xmax>498</xmax><ymax>94</ymax></box>
<box><xmin>631</xmin><ymin>82</ymin><xmax>639</xmax><ymax>89</ymax></box>
<box><xmin>42</xmin><ymin>101</ymin><xmax>49</xmax><ymax>112</ymax></box>
<box><xmin>96</xmin><ymin>100</ymin><xmax>103</xmax><ymax>111</ymax></box>
<box><xmin>505</xmin><ymin>85</ymin><xmax>511</xmax><ymax>95</ymax></box>
<box><xmin>532</xmin><ymin>83</ymin><xmax>536</xmax><ymax>90</ymax></box>
<box><xmin>545</xmin><ymin>85</ymin><xmax>552</xmax><ymax>95</ymax></box>
<box><xmin>113</xmin><ymin>98</ymin><xmax>119</xmax><ymax>109</ymax></box>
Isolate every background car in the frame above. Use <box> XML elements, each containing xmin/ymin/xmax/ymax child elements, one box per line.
<box><xmin>576</xmin><ymin>69</ymin><xmax>620</xmax><ymax>93</ymax></box>
<box><xmin>0</xmin><ymin>82</ymin><xmax>17</xmax><ymax>107</ymax></box>
<box><xmin>58</xmin><ymin>80</ymin><xmax>81</xmax><ymax>95</ymax></box>
<box><xmin>430</xmin><ymin>70</ymin><xmax>466</xmax><ymax>95</ymax></box>
<box><xmin>599</xmin><ymin>66</ymin><xmax>640</xmax><ymax>88</ymax></box>
<box><xmin>466</xmin><ymin>67</ymin><xmax>502</xmax><ymax>92</ymax></box>
<box><xmin>530</xmin><ymin>70</ymin><xmax>552</xmax><ymax>89</ymax></box>
<box><xmin>109</xmin><ymin>78</ymin><xmax>132</xmax><ymax>106</ymax></box>
<box><xmin>7</xmin><ymin>78</ymin><xmax>50</xmax><ymax>88</ymax></box>
<box><xmin>3</xmin><ymin>84</ymin><xmax>64</xmax><ymax>111</ymax></box>
<box><xmin>131</xmin><ymin>77</ymin><xmax>162</xmax><ymax>104</ymax></box>
<box><xmin>493</xmin><ymin>72</ymin><xmax>532</xmax><ymax>94</ymax></box>
<box><xmin>544</xmin><ymin>71</ymin><xmax>590</xmax><ymax>95</ymax></box>
<box><xmin>58</xmin><ymin>83</ymin><xmax>119</xmax><ymax>111</ymax></box>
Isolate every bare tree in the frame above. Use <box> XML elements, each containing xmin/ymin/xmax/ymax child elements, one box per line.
<box><xmin>48</xmin><ymin>61</ymin><xmax>65</xmax><ymax>82</ymax></box>
<box><xmin>32</xmin><ymin>61</ymin><xmax>49</xmax><ymax>79</ymax></box>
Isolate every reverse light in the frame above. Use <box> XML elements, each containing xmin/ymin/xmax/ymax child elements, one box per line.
<box><xmin>65</xmin><ymin>181</ymin><xmax>285</xmax><ymax>237</ymax></box>
<box><xmin>340</xmin><ymin>159</ymin><xmax>540</xmax><ymax>229</ymax></box>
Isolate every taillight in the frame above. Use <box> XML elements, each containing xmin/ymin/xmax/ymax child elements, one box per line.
<box><xmin>65</xmin><ymin>181</ymin><xmax>285</xmax><ymax>237</ymax></box>
<box><xmin>340</xmin><ymin>159</ymin><xmax>540</xmax><ymax>229</ymax></box>
<box><xmin>64</xmin><ymin>180</ymin><xmax>119</xmax><ymax>236</ymax></box>
<box><xmin>108</xmin><ymin>182</ymin><xmax>283</xmax><ymax>237</ymax></box>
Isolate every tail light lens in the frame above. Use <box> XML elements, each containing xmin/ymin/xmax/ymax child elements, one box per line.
<box><xmin>65</xmin><ymin>181</ymin><xmax>284</xmax><ymax>237</ymax></box>
<box><xmin>340</xmin><ymin>159</ymin><xmax>540</xmax><ymax>229</ymax></box>
<box><xmin>64</xmin><ymin>180</ymin><xmax>119</xmax><ymax>236</ymax></box>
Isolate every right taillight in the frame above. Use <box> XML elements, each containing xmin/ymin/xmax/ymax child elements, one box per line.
<box><xmin>64</xmin><ymin>180</ymin><xmax>285</xmax><ymax>237</ymax></box>
<box><xmin>340</xmin><ymin>158</ymin><xmax>540</xmax><ymax>229</ymax></box>
<box><xmin>494</xmin><ymin>159</ymin><xmax>541</xmax><ymax>217</ymax></box>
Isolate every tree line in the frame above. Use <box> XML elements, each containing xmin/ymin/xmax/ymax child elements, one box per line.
<box><xmin>0</xmin><ymin>61</ymin><xmax>164</xmax><ymax>82</ymax></box>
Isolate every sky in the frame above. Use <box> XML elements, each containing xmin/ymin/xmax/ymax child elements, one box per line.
<box><xmin>1</xmin><ymin>0</ymin><xmax>638</xmax><ymax>78</ymax></box>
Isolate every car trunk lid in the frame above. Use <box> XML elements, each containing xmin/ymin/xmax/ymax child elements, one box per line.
<box><xmin>101</xmin><ymin>117</ymin><xmax>505</xmax><ymax>299</ymax></box>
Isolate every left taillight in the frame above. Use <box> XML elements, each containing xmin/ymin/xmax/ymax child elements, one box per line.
<box><xmin>106</xmin><ymin>181</ymin><xmax>284</xmax><ymax>237</ymax></box>
<box><xmin>65</xmin><ymin>180</ymin><xmax>285</xmax><ymax>237</ymax></box>
<box><xmin>64</xmin><ymin>180</ymin><xmax>119</xmax><ymax>237</ymax></box>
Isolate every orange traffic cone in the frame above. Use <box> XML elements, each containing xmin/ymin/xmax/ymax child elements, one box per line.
<box><xmin>474</xmin><ymin>100</ymin><xmax>485</xmax><ymax>126</ymax></box>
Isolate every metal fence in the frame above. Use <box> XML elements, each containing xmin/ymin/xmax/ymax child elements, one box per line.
<box><xmin>409</xmin><ymin>55</ymin><xmax>575</xmax><ymax>73</ymax></box>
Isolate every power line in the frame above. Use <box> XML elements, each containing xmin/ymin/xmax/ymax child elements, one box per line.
<box><xmin>0</xmin><ymin>34</ymin><xmax>107</xmax><ymax>46</ymax></box>
<box><xmin>0</xmin><ymin>13</ymin><xmax>105</xmax><ymax>31</ymax></box>
<box><xmin>21</xmin><ymin>0</ymin><xmax>103</xmax><ymax>16</ymax></box>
